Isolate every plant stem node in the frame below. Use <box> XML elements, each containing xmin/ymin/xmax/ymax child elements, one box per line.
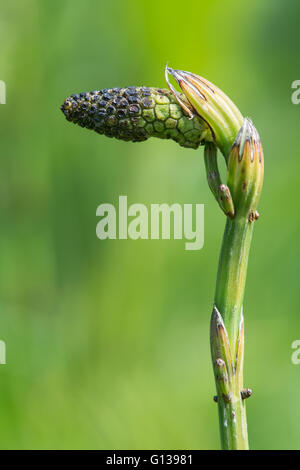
<box><xmin>248</xmin><ymin>210</ymin><xmax>259</xmax><ymax>222</ymax></box>
<box><xmin>241</xmin><ymin>388</ymin><xmax>253</xmax><ymax>400</ymax></box>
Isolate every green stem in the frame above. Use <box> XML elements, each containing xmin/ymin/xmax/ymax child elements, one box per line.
<box><xmin>211</xmin><ymin>215</ymin><xmax>254</xmax><ymax>450</ymax></box>
<box><xmin>215</xmin><ymin>216</ymin><xmax>254</xmax><ymax>353</ymax></box>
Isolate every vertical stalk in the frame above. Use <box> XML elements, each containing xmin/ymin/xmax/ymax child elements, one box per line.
<box><xmin>215</xmin><ymin>216</ymin><xmax>254</xmax><ymax>354</ymax></box>
<box><xmin>209</xmin><ymin>120</ymin><xmax>263</xmax><ymax>450</ymax></box>
<box><xmin>211</xmin><ymin>216</ymin><xmax>254</xmax><ymax>449</ymax></box>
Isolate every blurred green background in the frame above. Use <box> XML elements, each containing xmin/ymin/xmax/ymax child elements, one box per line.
<box><xmin>0</xmin><ymin>0</ymin><xmax>300</xmax><ymax>450</ymax></box>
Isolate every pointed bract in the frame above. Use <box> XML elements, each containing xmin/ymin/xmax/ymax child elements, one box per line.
<box><xmin>227</xmin><ymin>118</ymin><xmax>264</xmax><ymax>218</ymax></box>
<box><xmin>165</xmin><ymin>66</ymin><xmax>244</xmax><ymax>158</ymax></box>
<box><xmin>204</xmin><ymin>143</ymin><xmax>235</xmax><ymax>218</ymax></box>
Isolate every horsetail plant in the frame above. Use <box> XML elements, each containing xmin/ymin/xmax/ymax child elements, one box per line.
<box><xmin>60</xmin><ymin>66</ymin><xmax>264</xmax><ymax>450</ymax></box>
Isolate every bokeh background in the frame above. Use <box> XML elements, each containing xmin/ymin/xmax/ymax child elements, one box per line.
<box><xmin>0</xmin><ymin>0</ymin><xmax>300</xmax><ymax>450</ymax></box>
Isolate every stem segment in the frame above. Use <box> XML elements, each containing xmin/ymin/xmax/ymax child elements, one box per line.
<box><xmin>211</xmin><ymin>215</ymin><xmax>254</xmax><ymax>449</ymax></box>
<box><xmin>215</xmin><ymin>216</ymin><xmax>254</xmax><ymax>354</ymax></box>
<box><xmin>209</xmin><ymin>120</ymin><xmax>263</xmax><ymax>450</ymax></box>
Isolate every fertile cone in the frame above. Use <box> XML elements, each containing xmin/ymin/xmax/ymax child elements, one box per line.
<box><xmin>61</xmin><ymin>87</ymin><xmax>211</xmax><ymax>149</ymax></box>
